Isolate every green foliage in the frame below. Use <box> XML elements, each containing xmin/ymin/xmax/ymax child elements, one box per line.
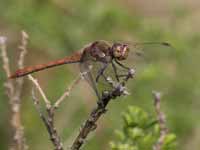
<box><xmin>110</xmin><ymin>106</ymin><xmax>177</xmax><ymax>150</ymax></box>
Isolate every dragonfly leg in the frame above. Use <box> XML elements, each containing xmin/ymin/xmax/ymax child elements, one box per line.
<box><xmin>96</xmin><ymin>63</ymin><xmax>108</xmax><ymax>82</ymax></box>
<box><xmin>114</xmin><ymin>59</ymin><xmax>130</xmax><ymax>70</ymax></box>
<box><xmin>111</xmin><ymin>61</ymin><xmax>120</xmax><ymax>82</ymax></box>
<box><xmin>114</xmin><ymin>59</ymin><xmax>133</xmax><ymax>80</ymax></box>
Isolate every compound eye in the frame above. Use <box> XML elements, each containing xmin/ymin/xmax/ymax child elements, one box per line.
<box><xmin>116</xmin><ymin>46</ymin><xmax>121</xmax><ymax>52</ymax></box>
<box><xmin>113</xmin><ymin>47</ymin><xmax>120</xmax><ymax>57</ymax></box>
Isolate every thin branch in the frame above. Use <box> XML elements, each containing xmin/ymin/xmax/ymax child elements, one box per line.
<box><xmin>14</xmin><ymin>31</ymin><xmax>29</xmax><ymax>99</ymax></box>
<box><xmin>54</xmin><ymin>74</ymin><xmax>82</xmax><ymax>108</ymax></box>
<box><xmin>153</xmin><ymin>91</ymin><xmax>169</xmax><ymax>150</ymax></box>
<box><xmin>28</xmin><ymin>73</ymin><xmax>83</xmax><ymax>150</ymax></box>
<box><xmin>28</xmin><ymin>75</ymin><xmax>51</xmax><ymax>108</ymax></box>
<box><xmin>70</xmin><ymin>69</ymin><xmax>135</xmax><ymax>150</ymax></box>
<box><xmin>0</xmin><ymin>36</ymin><xmax>14</xmax><ymax>97</ymax></box>
<box><xmin>18</xmin><ymin>31</ymin><xmax>28</xmax><ymax>69</ymax></box>
<box><xmin>0</xmin><ymin>36</ymin><xmax>12</xmax><ymax>77</ymax></box>
<box><xmin>0</xmin><ymin>33</ymin><xmax>28</xmax><ymax>150</ymax></box>
<box><xmin>31</xmin><ymin>89</ymin><xmax>63</xmax><ymax>150</ymax></box>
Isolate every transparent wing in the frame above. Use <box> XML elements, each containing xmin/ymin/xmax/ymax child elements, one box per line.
<box><xmin>80</xmin><ymin>52</ymin><xmax>122</xmax><ymax>100</ymax></box>
<box><xmin>79</xmin><ymin>50</ymin><xmax>100</xmax><ymax>100</ymax></box>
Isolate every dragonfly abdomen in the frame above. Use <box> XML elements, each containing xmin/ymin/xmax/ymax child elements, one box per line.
<box><xmin>9</xmin><ymin>52</ymin><xmax>82</xmax><ymax>78</ymax></box>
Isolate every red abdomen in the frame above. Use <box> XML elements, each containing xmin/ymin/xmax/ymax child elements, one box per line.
<box><xmin>10</xmin><ymin>52</ymin><xmax>82</xmax><ymax>78</ymax></box>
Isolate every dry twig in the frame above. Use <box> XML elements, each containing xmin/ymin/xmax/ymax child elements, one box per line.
<box><xmin>153</xmin><ymin>91</ymin><xmax>169</xmax><ymax>150</ymax></box>
<box><xmin>70</xmin><ymin>69</ymin><xmax>135</xmax><ymax>150</ymax></box>
<box><xmin>31</xmin><ymin>88</ymin><xmax>63</xmax><ymax>150</ymax></box>
<box><xmin>28</xmin><ymin>74</ymin><xmax>82</xmax><ymax>150</ymax></box>
<box><xmin>14</xmin><ymin>31</ymin><xmax>28</xmax><ymax>99</ymax></box>
<box><xmin>0</xmin><ymin>32</ymin><xmax>28</xmax><ymax>150</ymax></box>
<box><xmin>54</xmin><ymin>75</ymin><xmax>82</xmax><ymax>108</ymax></box>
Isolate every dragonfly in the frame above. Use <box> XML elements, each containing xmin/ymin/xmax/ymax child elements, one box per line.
<box><xmin>10</xmin><ymin>40</ymin><xmax>172</xmax><ymax>101</ymax></box>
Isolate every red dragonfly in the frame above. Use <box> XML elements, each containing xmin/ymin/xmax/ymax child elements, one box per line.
<box><xmin>10</xmin><ymin>40</ymin><xmax>171</xmax><ymax>100</ymax></box>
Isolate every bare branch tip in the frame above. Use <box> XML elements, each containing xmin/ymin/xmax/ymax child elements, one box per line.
<box><xmin>0</xmin><ymin>36</ymin><xmax>7</xmax><ymax>45</ymax></box>
<box><xmin>21</xmin><ymin>31</ymin><xmax>29</xmax><ymax>39</ymax></box>
<box><xmin>152</xmin><ymin>91</ymin><xmax>162</xmax><ymax>100</ymax></box>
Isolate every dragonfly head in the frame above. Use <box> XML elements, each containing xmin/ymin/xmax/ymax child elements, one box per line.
<box><xmin>112</xmin><ymin>43</ymin><xmax>129</xmax><ymax>61</ymax></box>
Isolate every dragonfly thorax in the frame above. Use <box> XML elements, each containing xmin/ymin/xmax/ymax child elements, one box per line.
<box><xmin>112</xmin><ymin>43</ymin><xmax>129</xmax><ymax>61</ymax></box>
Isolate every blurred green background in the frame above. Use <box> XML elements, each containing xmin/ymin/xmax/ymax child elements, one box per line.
<box><xmin>0</xmin><ymin>0</ymin><xmax>200</xmax><ymax>150</ymax></box>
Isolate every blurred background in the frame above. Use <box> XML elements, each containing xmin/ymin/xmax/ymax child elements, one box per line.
<box><xmin>0</xmin><ymin>0</ymin><xmax>200</xmax><ymax>149</ymax></box>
